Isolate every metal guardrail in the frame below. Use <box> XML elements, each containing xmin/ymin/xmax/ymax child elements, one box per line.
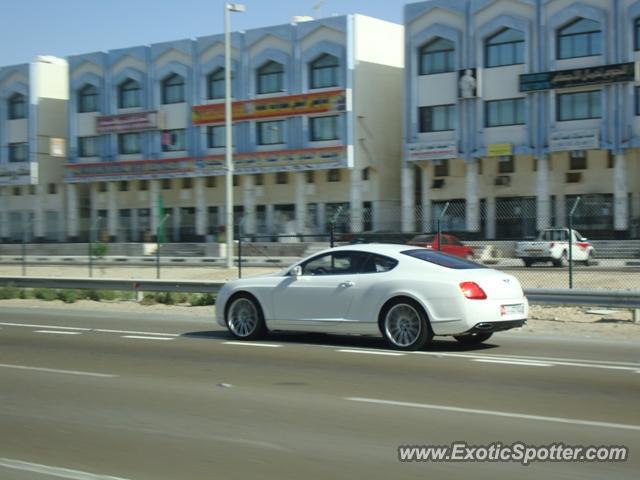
<box><xmin>524</xmin><ymin>288</ymin><xmax>640</xmax><ymax>309</ymax></box>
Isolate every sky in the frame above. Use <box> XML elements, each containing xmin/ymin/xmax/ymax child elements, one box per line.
<box><xmin>0</xmin><ymin>0</ymin><xmax>406</xmax><ymax>67</ymax></box>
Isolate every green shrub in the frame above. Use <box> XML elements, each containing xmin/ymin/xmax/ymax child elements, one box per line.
<box><xmin>140</xmin><ymin>292</ymin><xmax>158</xmax><ymax>305</ymax></box>
<box><xmin>91</xmin><ymin>242</ymin><xmax>108</xmax><ymax>258</ymax></box>
<box><xmin>83</xmin><ymin>289</ymin><xmax>101</xmax><ymax>301</ymax></box>
<box><xmin>56</xmin><ymin>290</ymin><xmax>78</xmax><ymax>303</ymax></box>
<box><xmin>190</xmin><ymin>293</ymin><xmax>216</xmax><ymax>306</ymax></box>
<box><xmin>0</xmin><ymin>284</ymin><xmax>20</xmax><ymax>299</ymax></box>
<box><xmin>33</xmin><ymin>288</ymin><xmax>58</xmax><ymax>301</ymax></box>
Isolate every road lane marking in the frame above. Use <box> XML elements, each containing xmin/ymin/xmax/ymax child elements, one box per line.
<box><xmin>122</xmin><ymin>335</ymin><xmax>174</xmax><ymax>341</ymax></box>
<box><xmin>0</xmin><ymin>457</ymin><xmax>129</xmax><ymax>479</ymax></box>
<box><xmin>0</xmin><ymin>363</ymin><xmax>117</xmax><ymax>378</ymax></box>
<box><xmin>472</xmin><ymin>359</ymin><xmax>552</xmax><ymax>367</ymax></box>
<box><xmin>346</xmin><ymin>397</ymin><xmax>640</xmax><ymax>432</ymax></box>
<box><xmin>223</xmin><ymin>341</ymin><xmax>282</xmax><ymax>348</ymax></box>
<box><xmin>0</xmin><ymin>322</ymin><xmax>89</xmax><ymax>331</ymax></box>
<box><xmin>338</xmin><ymin>349</ymin><xmax>406</xmax><ymax>357</ymax></box>
<box><xmin>0</xmin><ymin>322</ymin><xmax>179</xmax><ymax>337</ymax></box>
<box><xmin>94</xmin><ymin>329</ymin><xmax>179</xmax><ymax>337</ymax></box>
<box><xmin>35</xmin><ymin>330</ymin><xmax>83</xmax><ymax>335</ymax></box>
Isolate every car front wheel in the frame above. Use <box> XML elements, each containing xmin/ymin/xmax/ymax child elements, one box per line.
<box><xmin>381</xmin><ymin>298</ymin><xmax>432</xmax><ymax>351</ymax></box>
<box><xmin>225</xmin><ymin>293</ymin><xmax>266</xmax><ymax>340</ymax></box>
<box><xmin>453</xmin><ymin>332</ymin><xmax>493</xmax><ymax>345</ymax></box>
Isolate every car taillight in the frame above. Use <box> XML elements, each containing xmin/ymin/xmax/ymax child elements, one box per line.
<box><xmin>459</xmin><ymin>282</ymin><xmax>487</xmax><ymax>300</ymax></box>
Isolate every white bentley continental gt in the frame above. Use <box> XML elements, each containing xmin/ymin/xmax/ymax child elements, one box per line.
<box><xmin>216</xmin><ymin>244</ymin><xmax>528</xmax><ymax>350</ymax></box>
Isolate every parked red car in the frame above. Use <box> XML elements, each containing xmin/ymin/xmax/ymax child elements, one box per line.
<box><xmin>407</xmin><ymin>234</ymin><xmax>475</xmax><ymax>259</ymax></box>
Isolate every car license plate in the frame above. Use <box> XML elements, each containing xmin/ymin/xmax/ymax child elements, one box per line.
<box><xmin>501</xmin><ymin>304</ymin><xmax>524</xmax><ymax>316</ymax></box>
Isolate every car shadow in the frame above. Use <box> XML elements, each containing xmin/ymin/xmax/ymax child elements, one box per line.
<box><xmin>181</xmin><ymin>329</ymin><xmax>499</xmax><ymax>352</ymax></box>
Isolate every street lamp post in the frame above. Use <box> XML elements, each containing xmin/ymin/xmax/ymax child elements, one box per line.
<box><xmin>224</xmin><ymin>2</ymin><xmax>245</xmax><ymax>269</ymax></box>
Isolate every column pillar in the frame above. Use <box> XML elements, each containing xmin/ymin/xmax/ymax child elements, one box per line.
<box><xmin>33</xmin><ymin>183</ymin><xmax>45</xmax><ymax>240</ymax></box>
<box><xmin>242</xmin><ymin>175</ymin><xmax>256</xmax><ymax>236</ymax></box>
<box><xmin>107</xmin><ymin>181</ymin><xmax>118</xmax><ymax>241</ymax></box>
<box><xmin>349</xmin><ymin>169</ymin><xmax>363</xmax><ymax>233</ymax></box>
<box><xmin>555</xmin><ymin>194</ymin><xmax>566</xmax><ymax>228</ymax></box>
<box><xmin>294</xmin><ymin>172</ymin><xmax>306</xmax><ymax>235</ymax></box>
<box><xmin>172</xmin><ymin>206</ymin><xmax>181</xmax><ymax>242</ymax></box>
<box><xmin>536</xmin><ymin>155</ymin><xmax>551</xmax><ymax>231</ymax></box>
<box><xmin>150</xmin><ymin>180</ymin><xmax>160</xmax><ymax>240</ymax></box>
<box><xmin>465</xmin><ymin>159</ymin><xmax>480</xmax><ymax>233</ymax></box>
<box><xmin>401</xmin><ymin>165</ymin><xmax>415</xmax><ymax>233</ymax></box>
<box><xmin>131</xmin><ymin>208</ymin><xmax>139</xmax><ymax>242</ymax></box>
<box><xmin>485</xmin><ymin>196</ymin><xmax>496</xmax><ymax>239</ymax></box>
<box><xmin>266</xmin><ymin>204</ymin><xmax>275</xmax><ymax>235</ymax></box>
<box><xmin>66</xmin><ymin>184</ymin><xmax>79</xmax><ymax>241</ymax></box>
<box><xmin>195</xmin><ymin>177</ymin><xmax>207</xmax><ymax>241</ymax></box>
<box><xmin>89</xmin><ymin>183</ymin><xmax>98</xmax><ymax>240</ymax></box>
<box><xmin>317</xmin><ymin>203</ymin><xmax>326</xmax><ymax>234</ymax></box>
<box><xmin>613</xmin><ymin>152</ymin><xmax>628</xmax><ymax>233</ymax></box>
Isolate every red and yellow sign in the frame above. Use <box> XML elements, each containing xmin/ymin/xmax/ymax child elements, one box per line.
<box><xmin>192</xmin><ymin>89</ymin><xmax>346</xmax><ymax>125</ymax></box>
<box><xmin>65</xmin><ymin>157</ymin><xmax>195</xmax><ymax>183</ymax></box>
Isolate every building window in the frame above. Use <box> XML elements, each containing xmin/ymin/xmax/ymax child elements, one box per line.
<box><xmin>162</xmin><ymin>179</ymin><xmax>172</xmax><ymax>190</ymax></box>
<box><xmin>206</xmin><ymin>176</ymin><xmax>216</xmax><ymax>188</ymax></box>
<box><xmin>161</xmin><ymin>129</ymin><xmax>186</xmax><ymax>152</ymax></box>
<box><xmin>569</xmin><ymin>150</ymin><xmax>587</xmax><ymax>170</ymax></box>
<box><xmin>13</xmin><ymin>187</ymin><xmax>21</xmax><ymax>196</ymax></box>
<box><xmin>434</xmin><ymin>159</ymin><xmax>449</xmax><ymax>177</ymax></box>
<box><xmin>138</xmin><ymin>180</ymin><xmax>149</xmax><ymax>191</ymax></box>
<box><xmin>310</xmin><ymin>53</ymin><xmax>338</xmax><ymax>89</ymax></box>
<box><xmin>419</xmin><ymin>105</ymin><xmax>454</xmax><ymax>132</ymax></box>
<box><xmin>162</xmin><ymin>73</ymin><xmax>185</xmax><ymax>104</ymax></box>
<box><xmin>257</xmin><ymin>61</ymin><xmax>284</xmax><ymax>94</ymax></box>
<box><xmin>29</xmin><ymin>185</ymin><xmax>36</xmax><ymax>195</ymax></box>
<box><xmin>362</xmin><ymin>167</ymin><xmax>370</xmax><ymax>181</ymax></box>
<box><xmin>48</xmin><ymin>183</ymin><xmax>57</xmax><ymax>195</ymax></box>
<box><xmin>8</xmin><ymin>93</ymin><xmax>26</xmax><ymax>119</ymax></box>
<box><xmin>607</xmin><ymin>151</ymin><xmax>614</xmax><ymax>169</ymax></box>
<box><xmin>636</xmin><ymin>18</ymin><xmax>640</xmax><ymax>51</ymax></box>
<box><xmin>498</xmin><ymin>156</ymin><xmax>515</xmax><ymax>173</ymax></box>
<box><xmin>207</xmin><ymin>68</ymin><xmax>233</xmax><ymax>99</ymax></box>
<box><xmin>327</xmin><ymin>169</ymin><xmax>341</xmax><ymax>182</ymax></box>
<box><xmin>310</xmin><ymin>115</ymin><xmax>339</xmax><ymax>141</ymax></box>
<box><xmin>78</xmin><ymin>136</ymin><xmax>99</xmax><ymax>157</ymax></box>
<box><xmin>98</xmin><ymin>183</ymin><xmax>107</xmax><ymax>192</ymax></box>
<box><xmin>557</xmin><ymin>90</ymin><xmax>601</xmax><ymax>121</ymax></box>
<box><xmin>485</xmin><ymin>98</ymin><xmax>525</xmax><ymax>127</ymax></box>
<box><xmin>182</xmin><ymin>178</ymin><xmax>192</xmax><ymax>189</ymax></box>
<box><xmin>306</xmin><ymin>170</ymin><xmax>315</xmax><ymax>184</ymax></box>
<box><xmin>118</xmin><ymin>133</ymin><xmax>141</xmax><ymax>154</ymax></box>
<box><xmin>257</xmin><ymin>120</ymin><xmax>284</xmax><ymax>145</ymax></box>
<box><xmin>233</xmin><ymin>176</ymin><xmax>239</xmax><ymax>187</ymax></box>
<box><xmin>276</xmin><ymin>172</ymin><xmax>289</xmax><ymax>184</ymax></box>
<box><xmin>485</xmin><ymin>28</ymin><xmax>525</xmax><ymax>67</ymax></box>
<box><xmin>419</xmin><ymin>37</ymin><xmax>454</xmax><ymax>75</ymax></box>
<box><xmin>118</xmin><ymin>79</ymin><xmax>141</xmax><ymax>109</ymax></box>
<box><xmin>119</xmin><ymin>181</ymin><xmax>129</xmax><ymax>192</ymax></box>
<box><xmin>636</xmin><ymin>86</ymin><xmax>640</xmax><ymax>116</ymax></box>
<box><xmin>78</xmin><ymin>84</ymin><xmax>98</xmax><ymax>113</ymax></box>
<box><xmin>9</xmin><ymin>143</ymin><xmax>28</xmax><ymax>162</ymax></box>
<box><xmin>557</xmin><ymin>18</ymin><xmax>601</xmax><ymax>59</ymax></box>
<box><xmin>207</xmin><ymin>125</ymin><xmax>225</xmax><ymax>148</ymax></box>
<box><xmin>254</xmin><ymin>173</ymin><xmax>264</xmax><ymax>186</ymax></box>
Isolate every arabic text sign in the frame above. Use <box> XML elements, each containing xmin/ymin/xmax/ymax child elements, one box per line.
<box><xmin>65</xmin><ymin>158</ymin><xmax>195</xmax><ymax>183</ymax></box>
<box><xmin>0</xmin><ymin>162</ymin><xmax>37</xmax><ymax>185</ymax></box>
<box><xmin>96</xmin><ymin>111</ymin><xmax>160</xmax><ymax>134</ymax></box>
<box><xmin>520</xmin><ymin>63</ymin><xmax>634</xmax><ymax>92</ymax></box>
<box><xmin>549</xmin><ymin>129</ymin><xmax>599</xmax><ymax>152</ymax></box>
<box><xmin>407</xmin><ymin>141</ymin><xmax>457</xmax><ymax>161</ymax></box>
<box><xmin>192</xmin><ymin>89</ymin><xmax>346</xmax><ymax>125</ymax></box>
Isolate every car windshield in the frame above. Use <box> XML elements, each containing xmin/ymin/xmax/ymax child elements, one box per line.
<box><xmin>410</xmin><ymin>234</ymin><xmax>435</xmax><ymax>243</ymax></box>
<box><xmin>401</xmin><ymin>249</ymin><xmax>486</xmax><ymax>269</ymax></box>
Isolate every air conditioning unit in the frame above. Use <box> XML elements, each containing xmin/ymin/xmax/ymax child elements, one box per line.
<box><xmin>494</xmin><ymin>175</ymin><xmax>511</xmax><ymax>186</ymax></box>
<box><xmin>566</xmin><ymin>172</ymin><xmax>583</xmax><ymax>183</ymax></box>
<box><xmin>431</xmin><ymin>178</ymin><xmax>445</xmax><ymax>189</ymax></box>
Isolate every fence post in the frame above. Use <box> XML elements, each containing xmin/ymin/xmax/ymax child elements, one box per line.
<box><xmin>568</xmin><ymin>196</ymin><xmax>581</xmax><ymax>289</ymax></box>
<box><xmin>437</xmin><ymin>202</ymin><xmax>450</xmax><ymax>252</ymax></box>
<box><xmin>156</xmin><ymin>214</ymin><xmax>170</xmax><ymax>280</ymax></box>
<box><xmin>237</xmin><ymin>222</ymin><xmax>242</xmax><ymax>279</ymax></box>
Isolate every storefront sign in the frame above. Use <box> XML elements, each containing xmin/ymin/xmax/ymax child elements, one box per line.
<box><xmin>520</xmin><ymin>63</ymin><xmax>634</xmax><ymax>92</ymax></box>
<box><xmin>201</xmin><ymin>146</ymin><xmax>348</xmax><ymax>174</ymax></box>
<box><xmin>65</xmin><ymin>157</ymin><xmax>195</xmax><ymax>182</ymax></box>
<box><xmin>406</xmin><ymin>141</ymin><xmax>457</xmax><ymax>161</ymax></box>
<box><xmin>549</xmin><ymin>129</ymin><xmax>599</xmax><ymax>152</ymax></box>
<box><xmin>486</xmin><ymin>143</ymin><xmax>513</xmax><ymax>157</ymax></box>
<box><xmin>0</xmin><ymin>162</ymin><xmax>38</xmax><ymax>185</ymax></box>
<box><xmin>96</xmin><ymin>111</ymin><xmax>161</xmax><ymax>134</ymax></box>
<box><xmin>192</xmin><ymin>89</ymin><xmax>346</xmax><ymax>125</ymax></box>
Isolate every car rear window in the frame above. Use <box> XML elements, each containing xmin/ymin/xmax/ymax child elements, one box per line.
<box><xmin>401</xmin><ymin>249</ymin><xmax>486</xmax><ymax>269</ymax></box>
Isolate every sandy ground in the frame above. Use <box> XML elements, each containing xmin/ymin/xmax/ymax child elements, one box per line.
<box><xmin>0</xmin><ymin>299</ymin><xmax>637</xmax><ymax>341</ymax></box>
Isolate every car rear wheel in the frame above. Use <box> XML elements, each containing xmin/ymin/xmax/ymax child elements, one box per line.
<box><xmin>584</xmin><ymin>251</ymin><xmax>594</xmax><ymax>266</ymax></box>
<box><xmin>523</xmin><ymin>258</ymin><xmax>533</xmax><ymax>267</ymax></box>
<box><xmin>225</xmin><ymin>293</ymin><xmax>266</xmax><ymax>340</ymax></box>
<box><xmin>453</xmin><ymin>332</ymin><xmax>493</xmax><ymax>345</ymax></box>
<box><xmin>381</xmin><ymin>298</ymin><xmax>432</xmax><ymax>351</ymax></box>
<box><xmin>553</xmin><ymin>251</ymin><xmax>568</xmax><ymax>268</ymax></box>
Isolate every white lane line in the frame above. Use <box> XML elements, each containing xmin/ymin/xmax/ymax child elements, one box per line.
<box><xmin>0</xmin><ymin>457</ymin><xmax>129</xmax><ymax>480</ymax></box>
<box><xmin>346</xmin><ymin>397</ymin><xmax>640</xmax><ymax>432</ymax></box>
<box><xmin>0</xmin><ymin>322</ymin><xmax>179</xmax><ymax>338</ymax></box>
<box><xmin>95</xmin><ymin>329</ymin><xmax>179</xmax><ymax>337</ymax></box>
<box><xmin>121</xmin><ymin>335</ymin><xmax>174</xmax><ymax>341</ymax></box>
<box><xmin>338</xmin><ymin>349</ymin><xmax>405</xmax><ymax>357</ymax></box>
<box><xmin>473</xmin><ymin>359</ymin><xmax>552</xmax><ymax>367</ymax></box>
<box><xmin>223</xmin><ymin>341</ymin><xmax>282</xmax><ymax>348</ymax></box>
<box><xmin>35</xmin><ymin>330</ymin><xmax>83</xmax><ymax>336</ymax></box>
<box><xmin>0</xmin><ymin>322</ymin><xmax>89</xmax><ymax>331</ymax></box>
<box><xmin>0</xmin><ymin>363</ymin><xmax>117</xmax><ymax>378</ymax></box>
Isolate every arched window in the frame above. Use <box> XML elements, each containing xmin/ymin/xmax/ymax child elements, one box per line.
<box><xmin>8</xmin><ymin>93</ymin><xmax>26</xmax><ymax>119</ymax></box>
<box><xmin>257</xmin><ymin>61</ymin><xmax>284</xmax><ymax>94</ymax></box>
<box><xmin>310</xmin><ymin>54</ymin><xmax>339</xmax><ymax>88</ymax></box>
<box><xmin>78</xmin><ymin>84</ymin><xmax>98</xmax><ymax>113</ymax></box>
<box><xmin>118</xmin><ymin>79</ymin><xmax>141</xmax><ymax>109</ymax></box>
<box><xmin>419</xmin><ymin>38</ymin><xmax>454</xmax><ymax>75</ymax></box>
<box><xmin>485</xmin><ymin>28</ymin><xmax>524</xmax><ymax>67</ymax></box>
<box><xmin>162</xmin><ymin>73</ymin><xmax>185</xmax><ymax>104</ymax></box>
<box><xmin>207</xmin><ymin>68</ymin><xmax>228</xmax><ymax>100</ymax></box>
<box><xmin>557</xmin><ymin>18</ymin><xmax>601</xmax><ymax>59</ymax></box>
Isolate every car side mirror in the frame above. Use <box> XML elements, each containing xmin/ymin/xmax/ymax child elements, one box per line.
<box><xmin>291</xmin><ymin>266</ymin><xmax>302</xmax><ymax>278</ymax></box>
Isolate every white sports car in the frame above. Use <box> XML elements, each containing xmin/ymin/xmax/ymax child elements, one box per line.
<box><xmin>216</xmin><ymin>244</ymin><xmax>528</xmax><ymax>350</ymax></box>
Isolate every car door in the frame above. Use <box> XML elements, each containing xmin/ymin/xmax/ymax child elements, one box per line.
<box><xmin>271</xmin><ymin>251</ymin><xmax>370</xmax><ymax>330</ymax></box>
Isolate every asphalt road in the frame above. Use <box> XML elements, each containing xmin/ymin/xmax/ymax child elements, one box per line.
<box><xmin>1</xmin><ymin>306</ymin><xmax>639</xmax><ymax>480</ymax></box>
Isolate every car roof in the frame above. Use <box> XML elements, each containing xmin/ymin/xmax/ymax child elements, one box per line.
<box><xmin>329</xmin><ymin>243</ymin><xmax>419</xmax><ymax>256</ymax></box>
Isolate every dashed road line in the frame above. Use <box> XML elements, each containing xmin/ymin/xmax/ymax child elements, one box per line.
<box><xmin>121</xmin><ymin>335</ymin><xmax>174</xmax><ymax>341</ymax></box>
<box><xmin>0</xmin><ymin>457</ymin><xmax>129</xmax><ymax>480</ymax></box>
<box><xmin>223</xmin><ymin>341</ymin><xmax>282</xmax><ymax>348</ymax></box>
<box><xmin>35</xmin><ymin>330</ymin><xmax>83</xmax><ymax>335</ymax></box>
<box><xmin>472</xmin><ymin>358</ymin><xmax>552</xmax><ymax>367</ymax></box>
<box><xmin>338</xmin><ymin>349</ymin><xmax>406</xmax><ymax>357</ymax></box>
<box><xmin>0</xmin><ymin>363</ymin><xmax>117</xmax><ymax>378</ymax></box>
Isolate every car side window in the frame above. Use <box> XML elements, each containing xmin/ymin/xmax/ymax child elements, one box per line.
<box><xmin>300</xmin><ymin>251</ymin><xmax>370</xmax><ymax>276</ymax></box>
<box><xmin>371</xmin><ymin>254</ymin><xmax>398</xmax><ymax>273</ymax></box>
